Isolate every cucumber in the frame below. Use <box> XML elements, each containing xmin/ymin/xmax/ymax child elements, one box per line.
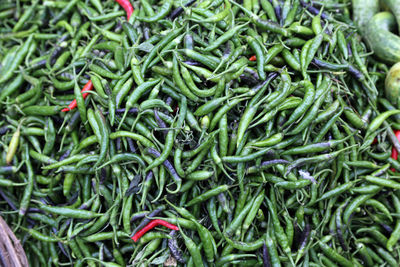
<box><xmin>352</xmin><ymin>0</ymin><xmax>379</xmax><ymax>33</ymax></box>
<box><xmin>365</xmin><ymin>12</ymin><xmax>400</xmax><ymax>64</ymax></box>
<box><xmin>383</xmin><ymin>0</ymin><xmax>400</xmax><ymax>32</ymax></box>
<box><xmin>385</xmin><ymin>62</ymin><xmax>400</xmax><ymax>107</ymax></box>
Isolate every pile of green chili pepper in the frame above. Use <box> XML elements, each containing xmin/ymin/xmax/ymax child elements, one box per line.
<box><xmin>1</xmin><ymin>0</ymin><xmax>400</xmax><ymax>266</ymax></box>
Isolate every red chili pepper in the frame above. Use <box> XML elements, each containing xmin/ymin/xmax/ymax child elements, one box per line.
<box><xmin>131</xmin><ymin>219</ymin><xmax>178</xmax><ymax>242</ymax></box>
<box><xmin>390</xmin><ymin>130</ymin><xmax>400</xmax><ymax>171</ymax></box>
<box><xmin>61</xmin><ymin>81</ymin><xmax>93</xmax><ymax>112</ymax></box>
<box><xmin>249</xmin><ymin>55</ymin><xmax>257</xmax><ymax>61</ymax></box>
<box><xmin>115</xmin><ymin>0</ymin><xmax>134</xmax><ymax>19</ymax></box>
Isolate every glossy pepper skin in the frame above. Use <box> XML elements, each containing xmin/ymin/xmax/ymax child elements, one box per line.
<box><xmin>115</xmin><ymin>0</ymin><xmax>134</xmax><ymax>19</ymax></box>
<box><xmin>3</xmin><ymin>0</ymin><xmax>400</xmax><ymax>266</ymax></box>
<box><xmin>61</xmin><ymin>81</ymin><xmax>93</xmax><ymax>112</ymax></box>
<box><xmin>131</xmin><ymin>219</ymin><xmax>178</xmax><ymax>242</ymax></box>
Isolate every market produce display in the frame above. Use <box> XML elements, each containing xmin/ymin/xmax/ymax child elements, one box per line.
<box><xmin>1</xmin><ymin>0</ymin><xmax>400</xmax><ymax>266</ymax></box>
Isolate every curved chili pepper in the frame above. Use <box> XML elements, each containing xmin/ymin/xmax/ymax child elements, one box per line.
<box><xmin>61</xmin><ymin>80</ymin><xmax>93</xmax><ymax>112</ymax></box>
<box><xmin>390</xmin><ymin>130</ymin><xmax>400</xmax><ymax>171</ymax></box>
<box><xmin>115</xmin><ymin>0</ymin><xmax>134</xmax><ymax>20</ymax></box>
<box><xmin>249</xmin><ymin>55</ymin><xmax>257</xmax><ymax>61</ymax></box>
<box><xmin>63</xmin><ymin>0</ymin><xmax>134</xmax><ymax>113</ymax></box>
<box><xmin>131</xmin><ymin>219</ymin><xmax>178</xmax><ymax>242</ymax></box>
